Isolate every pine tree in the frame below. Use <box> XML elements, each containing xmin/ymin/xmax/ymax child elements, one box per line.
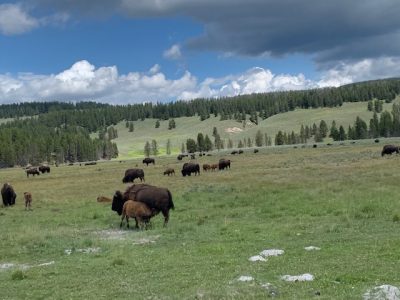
<box><xmin>181</xmin><ymin>143</ymin><xmax>185</xmax><ymax>154</ymax></box>
<box><xmin>330</xmin><ymin>120</ymin><xmax>340</xmax><ymax>141</ymax></box>
<box><xmin>367</xmin><ymin>100</ymin><xmax>373</xmax><ymax>111</ymax></box>
<box><xmin>197</xmin><ymin>133</ymin><xmax>205</xmax><ymax>152</ymax></box>
<box><xmin>144</xmin><ymin>141</ymin><xmax>151</xmax><ymax>157</ymax></box>
<box><xmin>380</xmin><ymin>111</ymin><xmax>392</xmax><ymax>137</ymax></box>
<box><xmin>204</xmin><ymin>135</ymin><xmax>213</xmax><ymax>151</ymax></box>
<box><xmin>166</xmin><ymin>139</ymin><xmax>171</xmax><ymax>155</ymax></box>
<box><xmin>255</xmin><ymin>130</ymin><xmax>263</xmax><ymax>147</ymax></box>
<box><xmin>168</xmin><ymin>119</ymin><xmax>176</xmax><ymax>130</ymax></box>
<box><xmin>129</xmin><ymin>122</ymin><xmax>134</xmax><ymax>132</ymax></box>
<box><xmin>151</xmin><ymin>140</ymin><xmax>159</xmax><ymax>156</ymax></box>
<box><xmin>155</xmin><ymin>120</ymin><xmax>160</xmax><ymax>128</ymax></box>
<box><xmin>237</xmin><ymin>140</ymin><xmax>244</xmax><ymax>148</ymax></box>
<box><xmin>319</xmin><ymin>120</ymin><xmax>328</xmax><ymax>138</ymax></box>
<box><xmin>275</xmin><ymin>131</ymin><xmax>284</xmax><ymax>145</ymax></box>
<box><xmin>186</xmin><ymin>138</ymin><xmax>197</xmax><ymax>153</ymax></box>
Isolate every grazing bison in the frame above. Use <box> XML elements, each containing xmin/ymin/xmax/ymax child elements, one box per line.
<box><xmin>1</xmin><ymin>183</ymin><xmax>16</xmax><ymax>206</ymax></box>
<box><xmin>97</xmin><ymin>196</ymin><xmax>112</xmax><ymax>203</ymax></box>
<box><xmin>122</xmin><ymin>168</ymin><xmax>145</xmax><ymax>183</ymax></box>
<box><xmin>112</xmin><ymin>184</ymin><xmax>174</xmax><ymax>227</ymax></box>
<box><xmin>26</xmin><ymin>168</ymin><xmax>40</xmax><ymax>177</ymax></box>
<box><xmin>238</xmin><ymin>150</ymin><xmax>244</xmax><ymax>154</ymax></box>
<box><xmin>24</xmin><ymin>192</ymin><xmax>32</xmax><ymax>210</ymax></box>
<box><xmin>181</xmin><ymin>162</ymin><xmax>200</xmax><ymax>176</ymax></box>
<box><xmin>381</xmin><ymin>144</ymin><xmax>400</xmax><ymax>156</ymax></box>
<box><xmin>177</xmin><ymin>154</ymin><xmax>188</xmax><ymax>160</ymax></box>
<box><xmin>119</xmin><ymin>200</ymin><xmax>155</xmax><ymax>229</ymax></box>
<box><xmin>210</xmin><ymin>164</ymin><xmax>218</xmax><ymax>171</ymax></box>
<box><xmin>202</xmin><ymin>164</ymin><xmax>211</xmax><ymax>172</ymax></box>
<box><xmin>231</xmin><ymin>150</ymin><xmax>238</xmax><ymax>155</ymax></box>
<box><xmin>143</xmin><ymin>157</ymin><xmax>155</xmax><ymax>166</ymax></box>
<box><xmin>163</xmin><ymin>168</ymin><xmax>175</xmax><ymax>176</ymax></box>
<box><xmin>190</xmin><ymin>154</ymin><xmax>196</xmax><ymax>159</ymax></box>
<box><xmin>218</xmin><ymin>159</ymin><xmax>231</xmax><ymax>170</ymax></box>
<box><xmin>254</xmin><ymin>149</ymin><xmax>259</xmax><ymax>153</ymax></box>
<box><xmin>38</xmin><ymin>166</ymin><xmax>50</xmax><ymax>173</ymax></box>
<box><xmin>84</xmin><ymin>161</ymin><xmax>97</xmax><ymax>166</ymax></box>
<box><xmin>375</xmin><ymin>139</ymin><xmax>380</xmax><ymax>143</ymax></box>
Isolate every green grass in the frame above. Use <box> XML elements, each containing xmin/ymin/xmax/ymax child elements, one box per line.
<box><xmin>1</xmin><ymin>142</ymin><xmax>400</xmax><ymax>299</ymax></box>
<box><xmin>112</xmin><ymin>100</ymin><xmax>397</xmax><ymax>159</ymax></box>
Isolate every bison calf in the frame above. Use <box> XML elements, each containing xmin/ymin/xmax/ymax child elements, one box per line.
<box><xmin>24</xmin><ymin>192</ymin><xmax>32</xmax><ymax>210</ymax></box>
<box><xmin>163</xmin><ymin>168</ymin><xmax>175</xmax><ymax>176</ymax></box>
<box><xmin>120</xmin><ymin>200</ymin><xmax>155</xmax><ymax>229</ymax></box>
<box><xmin>97</xmin><ymin>196</ymin><xmax>112</xmax><ymax>203</ymax></box>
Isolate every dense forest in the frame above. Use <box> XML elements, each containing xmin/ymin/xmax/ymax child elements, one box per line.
<box><xmin>0</xmin><ymin>78</ymin><xmax>399</xmax><ymax>167</ymax></box>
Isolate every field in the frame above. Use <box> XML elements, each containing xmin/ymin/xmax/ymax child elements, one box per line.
<box><xmin>112</xmin><ymin>100</ymin><xmax>396</xmax><ymax>159</ymax></box>
<box><xmin>1</xmin><ymin>141</ymin><xmax>400</xmax><ymax>299</ymax></box>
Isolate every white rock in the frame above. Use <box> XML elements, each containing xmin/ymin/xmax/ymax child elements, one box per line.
<box><xmin>0</xmin><ymin>263</ymin><xmax>15</xmax><ymax>270</ymax></box>
<box><xmin>64</xmin><ymin>249</ymin><xmax>72</xmax><ymax>255</ymax></box>
<box><xmin>37</xmin><ymin>261</ymin><xmax>55</xmax><ymax>267</ymax></box>
<box><xmin>260</xmin><ymin>249</ymin><xmax>284</xmax><ymax>257</ymax></box>
<box><xmin>249</xmin><ymin>255</ymin><xmax>267</xmax><ymax>262</ymax></box>
<box><xmin>304</xmin><ymin>246</ymin><xmax>321</xmax><ymax>251</ymax></box>
<box><xmin>363</xmin><ymin>285</ymin><xmax>400</xmax><ymax>300</ymax></box>
<box><xmin>237</xmin><ymin>275</ymin><xmax>254</xmax><ymax>282</ymax></box>
<box><xmin>281</xmin><ymin>273</ymin><xmax>314</xmax><ymax>282</ymax></box>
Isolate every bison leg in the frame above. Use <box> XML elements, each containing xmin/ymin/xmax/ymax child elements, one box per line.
<box><xmin>162</xmin><ymin>210</ymin><xmax>170</xmax><ymax>227</ymax></box>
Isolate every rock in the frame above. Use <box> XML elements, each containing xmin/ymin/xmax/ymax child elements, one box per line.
<box><xmin>281</xmin><ymin>273</ymin><xmax>314</xmax><ymax>282</ymax></box>
<box><xmin>249</xmin><ymin>255</ymin><xmax>267</xmax><ymax>262</ymax></box>
<box><xmin>237</xmin><ymin>275</ymin><xmax>254</xmax><ymax>282</ymax></box>
<box><xmin>363</xmin><ymin>285</ymin><xmax>400</xmax><ymax>300</ymax></box>
<box><xmin>260</xmin><ymin>249</ymin><xmax>284</xmax><ymax>257</ymax></box>
<box><xmin>304</xmin><ymin>246</ymin><xmax>321</xmax><ymax>251</ymax></box>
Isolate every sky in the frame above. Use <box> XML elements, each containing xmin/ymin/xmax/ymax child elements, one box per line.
<box><xmin>0</xmin><ymin>0</ymin><xmax>400</xmax><ymax>104</ymax></box>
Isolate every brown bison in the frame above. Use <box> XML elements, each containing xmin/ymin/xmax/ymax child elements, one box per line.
<box><xmin>122</xmin><ymin>168</ymin><xmax>145</xmax><ymax>183</ymax></box>
<box><xmin>119</xmin><ymin>200</ymin><xmax>155</xmax><ymax>229</ymax></box>
<box><xmin>24</xmin><ymin>192</ymin><xmax>32</xmax><ymax>210</ymax></box>
<box><xmin>231</xmin><ymin>150</ymin><xmax>238</xmax><ymax>155</ymax></box>
<box><xmin>112</xmin><ymin>184</ymin><xmax>174</xmax><ymax>227</ymax></box>
<box><xmin>163</xmin><ymin>168</ymin><xmax>175</xmax><ymax>176</ymax></box>
<box><xmin>181</xmin><ymin>162</ymin><xmax>200</xmax><ymax>176</ymax></box>
<box><xmin>381</xmin><ymin>144</ymin><xmax>400</xmax><ymax>156</ymax></box>
<box><xmin>254</xmin><ymin>149</ymin><xmax>259</xmax><ymax>153</ymax></box>
<box><xmin>210</xmin><ymin>164</ymin><xmax>218</xmax><ymax>171</ymax></box>
<box><xmin>218</xmin><ymin>159</ymin><xmax>231</xmax><ymax>170</ymax></box>
<box><xmin>202</xmin><ymin>164</ymin><xmax>211</xmax><ymax>171</ymax></box>
<box><xmin>238</xmin><ymin>150</ymin><xmax>244</xmax><ymax>154</ymax></box>
<box><xmin>1</xmin><ymin>183</ymin><xmax>16</xmax><ymax>206</ymax></box>
<box><xmin>38</xmin><ymin>166</ymin><xmax>50</xmax><ymax>173</ymax></box>
<box><xmin>26</xmin><ymin>168</ymin><xmax>40</xmax><ymax>177</ymax></box>
<box><xmin>177</xmin><ymin>154</ymin><xmax>188</xmax><ymax>160</ymax></box>
<box><xmin>97</xmin><ymin>196</ymin><xmax>112</xmax><ymax>203</ymax></box>
<box><xmin>143</xmin><ymin>157</ymin><xmax>155</xmax><ymax>166</ymax></box>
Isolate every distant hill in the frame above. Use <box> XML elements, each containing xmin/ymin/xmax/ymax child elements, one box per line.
<box><xmin>0</xmin><ymin>77</ymin><xmax>400</xmax><ymax>165</ymax></box>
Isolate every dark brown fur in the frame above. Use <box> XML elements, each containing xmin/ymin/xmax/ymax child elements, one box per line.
<box><xmin>120</xmin><ymin>200</ymin><xmax>155</xmax><ymax>229</ymax></box>
<box><xmin>381</xmin><ymin>144</ymin><xmax>400</xmax><ymax>156</ymax></box>
<box><xmin>218</xmin><ymin>159</ymin><xmax>231</xmax><ymax>170</ymax></box>
<box><xmin>122</xmin><ymin>168</ymin><xmax>145</xmax><ymax>183</ymax></box>
<box><xmin>163</xmin><ymin>168</ymin><xmax>175</xmax><ymax>176</ymax></box>
<box><xmin>1</xmin><ymin>183</ymin><xmax>16</xmax><ymax>206</ymax></box>
<box><xmin>26</xmin><ymin>168</ymin><xmax>40</xmax><ymax>177</ymax></box>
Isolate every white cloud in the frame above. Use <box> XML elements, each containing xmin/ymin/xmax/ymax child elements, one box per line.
<box><xmin>163</xmin><ymin>44</ymin><xmax>182</xmax><ymax>60</ymax></box>
<box><xmin>0</xmin><ymin>4</ymin><xmax>39</xmax><ymax>35</ymax></box>
<box><xmin>0</xmin><ymin>57</ymin><xmax>398</xmax><ymax>104</ymax></box>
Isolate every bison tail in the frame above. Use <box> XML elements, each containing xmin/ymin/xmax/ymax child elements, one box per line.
<box><xmin>167</xmin><ymin>190</ymin><xmax>174</xmax><ymax>210</ymax></box>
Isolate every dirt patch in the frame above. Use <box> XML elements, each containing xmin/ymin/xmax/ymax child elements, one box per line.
<box><xmin>95</xmin><ymin>229</ymin><xmax>129</xmax><ymax>240</ymax></box>
<box><xmin>225</xmin><ymin>127</ymin><xmax>243</xmax><ymax>133</ymax></box>
<box><xmin>132</xmin><ymin>235</ymin><xmax>160</xmax><ymax>245</ymax></box>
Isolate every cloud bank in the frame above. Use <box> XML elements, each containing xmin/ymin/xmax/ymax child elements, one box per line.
<box><xmin>0</xmin><ymin>58</ymin><xmax>397</xmax><ymax>104</ymax></box>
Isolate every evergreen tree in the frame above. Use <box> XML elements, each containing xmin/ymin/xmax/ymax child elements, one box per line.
<box><xmin>247</xmin><ymin>137</ymin><xmax>252</xmax><ymax>147</ymax></box>
<box><xmin>237</xmin><ymin>140</ymin><xmax>244</xmax><ymax>148</ymax></box>
<box><xmin>255</xmin><ymin>130</ymin><xmax>264</xmax><ymax>147</ymax></box>
<box><xmin>168</xmin><ymin>119</ymin><xmax>176</xmax><ymax>130</ymax></box>
<box><xmin>181</xmin><ymin>143</ymin><xmax>186</xmax><ymax>154</ymax></box>
<box><xmin>354</xmin><ymin>116</ymin><xmax>368</xmax><ymax>139</ymax></box>
<box><xmin>186</xmin><ymin>138</ymin><xmax>197</xmax><ymax>153</ymax></box>
<box><xmin>151</xmin><ymin>139</ymin><xmax>159</xmax><ymax>156</ymax></box>
<box><xmin>275</xmin><ymin>131</ymin><xmax>284</xmax><ymax>145</ymax></box>
<box><xmin>319</xmin><ymin>120</ymin><xmax>328</xmax><ymax>138</ymax></box>
<box><xmin>330</xmin><ymin>121</ymin><xmax>340</xmax><ymax>141</ymax></box>
<box><xmin>300</xmin><ymin>125</ymin><xmax>306</xmax><ymax>143</ymax></box>
<box><xmin>166</xmin><ymin>139</ymin><xmax>171</xmax><ymax>155</ymax></box>
<box><xmin>227</xmin><ymin>139</ymin><xmax>233</xmax><ymax>149</ymax></box>
<box><xmin>367</xmin><ymin>100</ymin><xmax>373</xmax><ymax>111</ymax></box>
<box><xmin>129</xmin><ymin>122</ymin><xmax>134</xmax><ymax>132</ymax></box>
<box><xmin>379</xmin><ymin>111</ymin><xmax>392</xmax><ymax>137</ymax></box>
<box><xmin>155</xmin><ymin>120</ymin><xmax>160</xmax><ymax>128</ymax></box>
<box><xmin>144</xmin><ymin>141</ymin><xmax>151</xmax><ymax>157</ymax></box>
<box><xmin>204</xmin><ymin>135</ymin><xmax>213</xmax><ymax>151</ymax></box>
<box><xmin>369</xmin><ymin>112</ymin><xmax>380</xmax><ymax>138</ymax></box>
<box><xmin>197</xmin><ymin>133</ymin><xmax>205</xmax><ymax>152</ymax></box>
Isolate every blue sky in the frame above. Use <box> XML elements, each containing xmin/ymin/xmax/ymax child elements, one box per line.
<box><xmin>0</xmin><ymin>1</ymin><xmax>399</xmax><ymax>104</ymax></box>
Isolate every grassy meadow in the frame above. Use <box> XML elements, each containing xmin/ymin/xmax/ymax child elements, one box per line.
<box><xmin>1</xmin><ymin>141</ymin><xmax>400</xmax><ymax>299</ymax></box>
<box><xmin>113</xmin><ymin>100</ymin><xmax>396</xmax><ymax>159</ymax></box>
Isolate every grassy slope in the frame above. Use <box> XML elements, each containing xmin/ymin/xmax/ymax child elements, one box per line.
<box><xmin>0</xmin><ymin>143</ymin><xmax>400</xmax><ymax>299</ymax></box>
<box><xmin>113</xmin><ymin>100</ymin><xmax>396</xmax><ymax>159</ymax></box>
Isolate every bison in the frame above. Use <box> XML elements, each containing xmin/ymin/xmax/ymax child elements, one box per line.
<box><xmin>38</xmin><ymin>166</ymin><xmax>50</xmax><ymax>173</ymax></box>
<box><xmin>181</xmin><ymin>162</ymin><xmax>200</xmax><ymax>176</ymax></box>
<box><xmin>112</xmin><ymin>184</ymin><xmax>174</xmax><ymax>227</ymax></box>
<box><xmin>381</xmin><ymin>144</ymin><xmax>400</xmax><ymax>156</ymax></box>
<box><xmin>238</xmin><ymin>150</ymin><xmax>244</xmax><ymax>154</ymax></box>
<box><xmin>143</xmin><ymin>157</ymin><xmax>155</xmax><ymax>166</ymax></box>
<box><xmin>177</xmin><ymin>154</ymin><xmax>188</xmax><ymax>160</ymax></box>
<box><xmin>202</xmin><ymin>164</ymin><xmax>211</xmax><ymax>172</ymax></box>
<box><xmin>84</xmin><ymin>161</ymin><xmax>97</xmax><ymax>166</ymax></box>
<box><xmin>122</xmin><ymin>168</ymin><xmax>145</xmax><ymax>183</ymax></box>
<box><xmin>1</xmin><ymin>183</ymin><xmax>16</xmax><ymax>206</ymax></box>
<box><xmin>26</xmin><ymin>168</ymin><xmax>40</xmax><ymax>177</ymax></box>
<box><xmin>210</xmin><ymin>164</ymin><xmax>218</xmax><ymax>171</ymax></box>
<box><xmin>253</xmin><ymin>149</ymin><xmax>259</xmax><ymax>153</ymax></box>
<box><xmin>24</xmin><ymin>192</ymin><xmax>32</xmax><ymax>210</ymax></box>
<box><xmin>218</xmin><ymin>159</ymin><xmax>231</xmax><ymax>170</ymax></box>
<box><xmin>119</xmin><ymin>200</ymin><xmax>155</xmax><ymax>229</ymax></box>
<box><xmin>163</xmin><ymin>168</ymin><xmax>175</xmax><ymax>176</ymax></box>
<box><xmin>231</xmin><ymin>150</ymin><xmax>238</xmax><ymax>155</ymax></box>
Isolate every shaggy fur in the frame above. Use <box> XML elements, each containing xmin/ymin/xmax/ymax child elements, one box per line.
<box><xmin>181</xmin><ymin>162</ymin><xmax>200</xmax><ymax>176</ymax></box>
<box><xmin>142</xmin><ymin>157</ymin><xmax>155</xmax><ymax>166</ymax></box>
<box><xmin>122</xmin><ymin>168</ymin><xmax>145</xmax><ymax>183</ymax></box>
<box><xmin>26</xmin><ymin>168</ymin><xmax>40</xmax><ymax>177</ymax></box>
<box><xmin>218</xmin><ymin>159</ymin><xmax>231</xmax><ymax>170</ymax></box>
<box><xmin>163</xmin><ymin>168</ymin><xmax>175</xmax><ymax>176</ymax></box>
<box><xmin>120</xmin><ymin>200</ymin><xmax>155</xmax><ymax>229</ymax></box>
<box><xmin>1</xmin><ymin>183</ymin><xmax>16</xmax><ymax>206</ymax></box>
<box><xmin>381</xmin><ymin>144</ymin><xmax>400</xmax><ymax>156</ymax></box>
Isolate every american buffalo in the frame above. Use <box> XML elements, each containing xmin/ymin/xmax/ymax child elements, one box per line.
<box><xmin>26</xmin><ymin>168</ymin><xmax>40</xmax><ymax>177</ymax></box>
<box><xmin>122</xmin><ymin>168</ymin><xmax>145</xmax><ymax>183</ymax></box>
<box><xmin>163</xmin><ymin>168</ymin><xmax>175</xmax><ymax>176</ymax></box>
<box><xmin>112</xmin><ymin>184</ymin><xmax>174</xmax><ymax>227</ymax></box>
<box><xmin>202</xmin><ymin>164</ymin><xmax>211</xmax><ymax>172</ymax></box>
<box><xmin>143</xmin><ymin>157</ymin><xmax>155</xmax><ymax>166</ymax></box>
<box><xmin>177</xmin><ymin>154</ymin><xmax>188</xmax><ymax>160</ymax></box>
<box><xmin>1</xmin><ymin>183</ymin><xmax>16</xmax><ymax>206</ymax></box>
<box><xmin>190</xmin><ymin>154</ymin><xmax>196</xmax><ymax>159</ymax></box>
<box><xmin>210</xmin><ymin>164</ymin><xmax>218</xmax><ymax>171</ymax></box>
<box><xmin>38</xmin><ymin>166</ymin><xmax>50</xmax><ymax>173</ymax></box>
<box><xmin>254</xmin><ymin>149</ymin><xmax>259</xmax><ymax>153</ymax></box>
<box><xmin>231</xmin><ymin>150</ymin><xmax>238</xmax><ymax>155</ymax></box>
<box><xmin>381</xmin><ymin>144</ymin><xmax>400</xmax><ymax>156</ymax></box>
<box><xmin>218</xmin><ymin>159</ymin><xmax>231</xmax><ymax>170</ymax></box>
<box><xmin>119</xmin><ymin>200</ymin><xmax>155</xmax><ymax>229</ymax></box>
<box><xmin>238</xmin><ymin>150</ymin><xmax>244</xmax><ymax>154</ymax></box>
<box><xmin>24</xmin><ymin>192</ymin><xmax>32</xmax><ymax>210</ymax></box>
<box><xmin>84</xmin><ymin>161</ymin><xmax>97</xmax><ymax>166</ymax></box>
<box><xmin>181</xmin><ymin>162</ymin><xmax>200</xmax><ymax>176</ymax></box>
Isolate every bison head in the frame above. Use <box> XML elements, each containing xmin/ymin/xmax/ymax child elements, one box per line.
<box><xmin>112</xmin><ymin>191</ymin><xmax>125</xmax><ymax>215</ymax></box>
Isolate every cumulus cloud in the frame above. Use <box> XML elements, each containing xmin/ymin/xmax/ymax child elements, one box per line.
<box><xmin>0</xmin><ymin>58</ymin><xmax>398</xmax><ymax>104</ymax></box>
<box><xmin>163</xmin><ymin>44</ymin><xmax>182</xmax><ymax>60</ymax></box>
<box><xmin>0</xmin><ymin>4</ymin><xmax>39</xmax><ymax>35</ymax></box>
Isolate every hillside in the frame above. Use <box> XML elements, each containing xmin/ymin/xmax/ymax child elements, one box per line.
<box><xmin>113</xmin><ymin>100</ymin><xmax>397</xmax><ymax>159</ymax></box>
